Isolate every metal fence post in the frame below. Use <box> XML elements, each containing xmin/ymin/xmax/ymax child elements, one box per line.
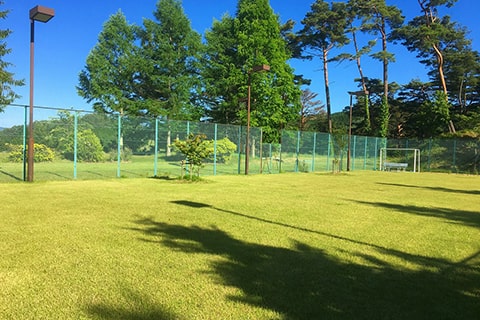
<box><xmin>453</xmin><ymin>138</ymin><xmax>457</xmax><ymax>171</ymax></box>
<box><xmin>279</xmin><ymin>143</ymin><xmax>283</xmax><ymax>173</ymax></box>
<box><xmin>428</xmin><ymin>138</ymin><xmax>432</xmax><ymax>172</ymax></box>
<box><xmin>295</xmin><ymin>131</ymin><xmax>300</xmax><ymax>172</ymax></box>
<box><xmin>237</xmin><ymin>126</ymin><xmax>242</xmax><ymax>174</ymax></box>
<box><xmin>73</xmin><ymin>112</ymin><xmax>78</xmax><ymax>179</ymax></box>
<box><xmin>154</xmin><ymin>117</ymin><xmax>159</xmax><ymax>177</ymax></box>
<box><xmin>312</xmin><ymin>132</ymin><xmax>316</xmax><ymax>172</ymax></box>
<box><xmin>117</xmin><ymin>114</ymin><xmax>122</xmax><ymax>178</ymax></box>
<box><xmin>23</xmin><ymin>106</ymin><xmax>28</xmax><ymax>181</ymax></box>
<box><xmin>352</xmin><ymin>135</ymin><xmax>357</xmax><ymax>171</ymax></box>
<box><xmin>363</xmin><ymin>137</ymin><xmax>367</xmax><ymax>170</ymax></box>
<box><xmin>213</xmin><ymin>123</ymin><xmax>217</xmax><ymax>176</ymax></box>
<box><xmin>259</xmin><ymin>128</ymin><xmax>263</xmax><ymax>174</ymax></box>
<box><xmin>327</xmin><ymin>133</ymin><xmax>331</xmax><ymax>171</ymax></box>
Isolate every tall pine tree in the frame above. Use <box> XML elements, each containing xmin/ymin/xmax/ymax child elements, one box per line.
<box><xmin>298</xmin><ymin>1</ymin><xmax>350</xmax><ymax>134</ymax></box>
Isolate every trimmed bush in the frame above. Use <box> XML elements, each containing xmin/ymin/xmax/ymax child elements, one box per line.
<box><xmin>6</xmin><ymin>143</ymin><xmax>55</xmax><ymax>162</ymax></box>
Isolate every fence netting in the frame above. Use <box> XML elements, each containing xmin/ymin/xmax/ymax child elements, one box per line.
<box><xmin>0</xmin><ymin>105</ymin><xmax>478</xmax><ymax>182</ymax></box>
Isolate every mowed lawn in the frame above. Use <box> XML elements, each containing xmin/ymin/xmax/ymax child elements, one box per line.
<box><xmin>0</xmin><ymin>172</ymin><xmax>479</xmax><ymax>319</ymax></box>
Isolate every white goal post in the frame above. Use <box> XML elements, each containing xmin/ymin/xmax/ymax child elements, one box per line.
<box><xmin>379</xmin><ymin>148</ymin><xmax>421</xmax><ymax>173</ymax></box>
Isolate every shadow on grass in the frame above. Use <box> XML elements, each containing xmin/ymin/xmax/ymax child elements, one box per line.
<box><xmin>86</xmin><ymin>288</ymin><xmax>176</xmax><ymax>320</ymax></box>
<box><xmin>377</xmin><ymin>182</ymin><xmax>480</xmax><ymax>196</ymax></box>
<box><xmin>0</xmin><ymin>169</ymin><xmax>22</xmax><ymax>181</ymax></box>
<box><xmin>121</xmin><ymin>170</ymin><xmax>147</xmax><ymax>177</ymax></box>
<box><xmin>353</xmin><ymin>199</ymin><xmax>480</xmax><ymax>228</ymax></box>
<box><xmin>170</xmin><ymin>200</ymin><xmax>479</xmax><ymax>271</ymax></box>
<box><xmin>150</xmin><ymin>175</ymin><xmax>177</xmax><ymax>181</ymax></box>
<box><xmin>131</xmin><ymin>213</ymin><xmax>480</xmax><ymax>319</ymax></box>
<box><xmin>84</xmin><ymin>170</ymin><xmax>112</xmax><ymax>178</ymax></box>
<box><xmin>45</xmin><ymin>171</ymin><xmax>71</xmax><ymax>180</ymax></box>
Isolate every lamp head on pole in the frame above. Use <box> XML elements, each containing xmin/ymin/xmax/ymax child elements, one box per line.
<box><xmin>29</xmin><ymin>5</ymin><xmax>55</xmax><ymax>23</ymax></box>
<box><xmin>250</xmin><ymin>64</ymin><xmax>270</xmax><ymax>73</ymax></box>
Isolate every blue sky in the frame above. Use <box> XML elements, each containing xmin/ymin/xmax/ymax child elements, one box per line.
<box><xmin>1</xmin><ymin>0</ymin><xmax>478</xmax><ymax>127</ymax></box>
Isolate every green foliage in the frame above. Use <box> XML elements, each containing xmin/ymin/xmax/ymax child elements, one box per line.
<box><xmin>69</xmin><ymin>0</ymin><xmax>480</xmax><ymax>143</ymax></box>
<box><xmin>298</xmin><ymin>0</ymin><xmax>350</xmax><ymax>133</ymax></box>
<box><xmin>78</xmin><ymin>1</ymin><xmax>203</xmax><ymax>120</ymax></box>
<box><xmin>172</xmin><ymin>133</ymin><xmax>213</xmax><ymax>178</ymax></box>
<box><xmin>82</xmin><ymin>113</ymin><xmax>118</xmax><ymax>152</ymax></box>
<box><xmin>390</xmin><ymin>0</ymin><xmax>465</xmax><ymax>103</ymax></box>
<box><xmin>414</xmin><ymin>91</ymin><xmax>451</xmax><ymax>138</ymax></box>
<box><xmin>78</xmin><ymin>11</ymin><xmax>142</xmax><ymax>115</ymax></box>
<box><xmin>71</xmin><ymin>129</ymin><xmax>105</xmax><ymax>162</ymax></box>
<box><xmin>378</xmin><ymin>95</ymin><xmax>389</xmax><ymax>138</ymax></box>
<box><xmin>5</xmin><ymin>143</ymin><xmax>22</xmax><ymax>162</ymax></box>
<box><xmin>331</xmin><ymin>128</ymin><xmax>348</xmax><ymax>172</ymax></box>
<box><xmin>137</xmin><ymin>0</ymin><xmax>204</xmax><ymax>120</ymax></box>
<box><xmin>38</xmin><ymin>111</ymin><xmax>105</xmax><ymax>162</ymax></box>
<box><xmin>202</xmin><ymin>0</ymin><xmax>301</xmax><ymax>142</ymax></box>
<box><xmin>34</xmin><ymin>144</ymin><xmax>55</xmax><ymax>162</ymax></box>
<box><xmin>0</xmin><ymin>3</ymin><xmax>24</xmax><ymax>110</ymax></box>
<box><xmin>0</xmin><ymin>124</ymin><xmax>23</xmax><ymax>151</ymax></box>
<box><xmin>203</xmin><ymin>137</ymin><xmax>237</xmax><ymax>163</ymax></box>
<box><xmin>107</xmin><ymin>146</ymin><xmax>132</xmax><ymax>162</ymax></box>
<box><xmin>6</xmin><ymin>143</ymin><xmax>54</xmax><ymax>162</ymax></box>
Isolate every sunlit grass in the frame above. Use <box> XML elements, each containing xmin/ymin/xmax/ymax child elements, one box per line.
<box><xmin>1</xmin><ymin>172</ymin><xmax>479</xmax><ymax>319</ymax></box>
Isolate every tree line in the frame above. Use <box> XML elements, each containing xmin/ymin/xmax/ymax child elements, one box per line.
<box><xmin>2</xmin><ymin>0</ymin><xmax>479</xmax><ymax>144</ymax></box>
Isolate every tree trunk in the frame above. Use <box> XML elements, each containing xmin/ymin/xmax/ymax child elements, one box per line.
<box><xmin>419</xmin><ymin>0</ymin><xmax>456</xmax><ymax>133</ymax></box>
<box><xmin>166</xmin><ymin>129</ymin><xmax>172</xmax><ymax>156</ymax></box>
<box><xmin>323</xmin><ymin>48</ymin><xmax>332</xmax><ymax>134</ymax></box>
<box><xmin>352</xmin><ymin>29</ymin><xmax>371</xmax><ymax>134</ymax></box>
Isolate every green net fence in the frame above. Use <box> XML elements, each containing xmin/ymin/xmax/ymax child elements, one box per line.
<box><xmin>0</xmin><ymin>105</ymin><xmax>479</xmax><ymax>182</ymax></box>
<box><xmin>386</xmin><ymin>138</ymin><xmax>480</xmax><ymax>174</ymax></box>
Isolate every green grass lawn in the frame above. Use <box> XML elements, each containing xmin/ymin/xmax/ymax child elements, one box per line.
<box><xmin>0</xmin><ymin>152</ymin><xmax>378</xmax><ymax>182</ymax></box>
<box><xmin>1</xmin><ymin>172</ymin><xmax>479</xmax><ymax>319</ymax></box>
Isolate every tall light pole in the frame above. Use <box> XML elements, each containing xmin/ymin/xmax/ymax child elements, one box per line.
<box><xmin>347</xmin><ymin>90</ymin><xmax>368</xmax><ymax>172</ymax></box>
<box><xmin>27</xmin><ymin>5</ymin><xmax>55</xmax><ymax>182</ymax></box>
<box><xmin>245</xmin><ymin>64</ymin><xmax>270</xmax><ymax>175</ymax></box>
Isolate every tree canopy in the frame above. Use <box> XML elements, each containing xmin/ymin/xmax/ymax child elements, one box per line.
<box><xmin>202</xmin><ymin>0</ymin><xmax>301</xmax><ymax>142</ymax></box>
<box><xmin>72</xmin><ymin>0</ymin><xmax>480</xmax><ymax>141</ymax></box>
<box><xmin>0</xmin><ymin>2</ymin><xmax>24</xmax><ymax>111</ymax></box>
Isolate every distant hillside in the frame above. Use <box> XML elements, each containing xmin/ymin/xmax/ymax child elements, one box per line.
<box><xmin>0</xmin><ymin>127</ymin><xmax>4</xmax><ymax>131</ymax></box>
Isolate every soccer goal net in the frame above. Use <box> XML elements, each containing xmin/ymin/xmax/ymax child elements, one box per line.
<box><xmin>379</xmin><ymin>148</ymin><xmax>421</xmax><ymax>172</ymax></box>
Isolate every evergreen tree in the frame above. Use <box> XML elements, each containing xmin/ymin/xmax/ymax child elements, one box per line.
<box><xmin>202</xmin><ymin>0</ymin><xmax>301</xmax><ymax>143</ymax></box>
<box><xmin>77</xmin><ymin>11</ymin><xmax>141</xmax><ymax>116</ymax></box>
<box><xmin>298</xmin><ymin>0</ymin><xmax>350</xmax><ymax>134</ymax></box>
<box><xmin>0</xmin><ymin>2</ymin><xmax>24</xmax><ymax>110</ymax></box>
<box><xmin>391</xmin><ymin>0</ymin><xmax>462</xmax><ymax>133</ymax></box>
<box><xmin>356</xmin><ymin>0</ymin><xmax>403</xmax><ymax>137</ymax></box>
<box><xmin>437</xmin><ymin>31</ymin><xmax>480</xmax><ymax>115</ymax></box>
<box><xmin>336</xmin><ymin>0</ymin><xmax>377</xmax><ymax>134</ymax></box>
<box><xmin>202</xmin><ymin>15</ymin><xmax>243</xmax><ymax>124</ymax></box>
<box><xmin>137</xmin><ymin>0</ymin><xmax>203</xmax><ymax>120</ymax></box>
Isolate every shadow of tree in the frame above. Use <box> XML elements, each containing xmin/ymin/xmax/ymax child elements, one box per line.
<box><xmin>353</xmin><ymin>200</ymin><xmax>480</xmax><ymax>228</ymax></box>
<box><xmin>169</xmin><ymin>200</ymin><xmax>477</xmax><ymax>271</ymax></box>
<box><xmin>131</xmin><ymin>217</ymin><xmax>480</xmax><ymax>319</ymax></box>
<box><xmin>377</xmin><ymin>182</ymin><xmax>480</xmax><ymax>196</ymax></box>
<box><xmin>46</xmin><ymin>171</ymin><xmax>70</xmax><ymax>180</ymax></box>
<box><xmin>86</xmin><ymin>288</ymin><xmax>177</xmax><ymax>320</ymax></box>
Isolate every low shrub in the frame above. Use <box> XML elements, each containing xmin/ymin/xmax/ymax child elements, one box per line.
<box><xmin>5</xmin><ymin>143</ymin><xmax>55</xmax><ymax>162</ymax></box>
